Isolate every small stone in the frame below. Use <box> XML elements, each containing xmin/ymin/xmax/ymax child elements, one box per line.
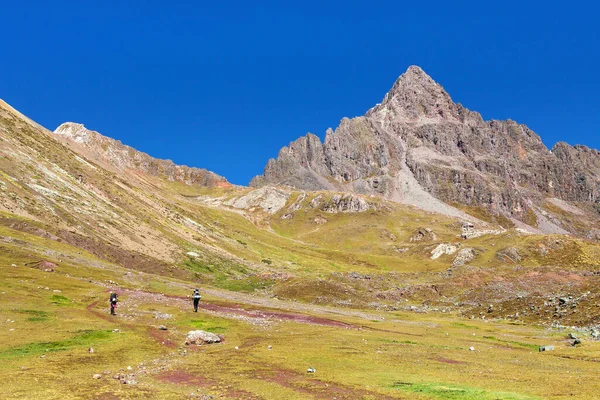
<box><xmin>469</xmin><ymin>347</ymin><xmax>475</xmax><ymax>351</ymax></box>
<box><xmin>11</xmin><ymin>264</ymin><xmax>16</xmax><ymax>267</ymax></box>
<box><xmin>93</xmin><ymin>374</ymin><xmax>102</xmax><ymax>379</ymax></box>
<box><xmin>113</xmin><ymin>329</ymin><xmax>120</xmax><ymax>333</ymax></box>
<box><xmin>158</xmin><ymin>325</ymin><xmax>167</xmax><ymax>331</ymax></box>
<box><xmin>88</xmin><ymin>347</ymin><xmax>94</xmax><ymax>353</ymax></box>
<box><xmin>268</xmin><ymin>345</ymin><xmax>272</xmax><ymax>350</ymax></box>
<box><xmin>568</xmin><ymin>333</ymin><xmax>579</xmax><ymax>340</ymax></box>
<box><xmin>234</xmin><ymin>346</ymin><xmax>239</xmax><ymax>350</ymax></box>
<box><xmin>307</xmin><ymin>367</ymin><xmax>316</xmax><ymax>373</ymax></box>
<box><xmin>127</xmin><ymin>366</ymin><xmax>132</xmax><ymax>371</ymax></box>
<box><xmin>539</xmin><ymin>345</ymin><xmax>555</xmax><ymax>352</ymax></box>
<box><xmin>573</xmin><ymin>339</ymin><xmax>582</xmax><ymax>346</ymax></box>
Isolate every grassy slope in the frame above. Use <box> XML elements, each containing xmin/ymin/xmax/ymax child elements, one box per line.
<box><xmin>3</xmin><ymin>240</ymin><xmax>600</xmax><ymax>399</ymax></box>
<box><xmin>3</xmin><ymin>101</ymin><xmax>600</xmax><ymax>398</ymax></box>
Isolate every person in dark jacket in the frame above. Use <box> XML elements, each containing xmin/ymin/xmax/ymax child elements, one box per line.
<box><xmin>192</xmin><ymin>289</ymin><xmax>201</xmax><ymax>312</ymax></box>
<box><xmin>110</xmin><ymin>292</ymin><xmax>118</xmax><ymax>315</ymax></box>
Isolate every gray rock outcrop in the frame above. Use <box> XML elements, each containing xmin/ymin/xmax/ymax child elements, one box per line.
<box><xmin>251</xmin><ymin>66</ymin><xmax>600</xmax><ymax>232</ymax></box>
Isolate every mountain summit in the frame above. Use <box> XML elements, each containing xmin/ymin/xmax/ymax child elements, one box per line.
<box><xmin>251</xmin><ymin>66</ymin><xmax>600</xmax><ymax>236</ymax></box>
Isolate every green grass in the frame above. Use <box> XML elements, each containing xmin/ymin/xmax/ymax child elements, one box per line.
<box><xmin>50</xmin><ymin>294</ymin><xmax>74</xmax><ymax>306</ymax></box>
<box><xmin>0</xmin><ymin>329</ymin><xmax>112</xmax><ymax>359</ymax></box>
<box><xmin>392</xmin><ymin>382</ymin><xmax>538</xmax><ymax>399</ymax></box>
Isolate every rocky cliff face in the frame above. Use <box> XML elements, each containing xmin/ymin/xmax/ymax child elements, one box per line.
<box><xmin>54</xmin><ymin>122</ymin><xmax>230</xmax><ymax>188</ymax></box>
<box><xmin>251</xmin><ymin>66</ymin><xmax>600</xmax><ymax>233</ymax></box>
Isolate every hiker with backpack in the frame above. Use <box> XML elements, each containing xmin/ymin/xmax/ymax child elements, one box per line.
<box><xmin>192</xmin><ymin>289</ymin><xmax>201</xmax><ymax>312</ymax></box>
<box><xmin>110</xmin><ymin>292</ymin><xmax>118</xmax><ymax>315</ymax></box>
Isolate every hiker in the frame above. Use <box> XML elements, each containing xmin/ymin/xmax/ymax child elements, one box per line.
<box><xmin>192</xmin><ymin>289</ymin><xmax>201</xmax><ymax>312</ymax></box>
<box><xmin>110</xmin><ymin>292</ymin><xmax>118</xmax><ymax>315</ymax></box>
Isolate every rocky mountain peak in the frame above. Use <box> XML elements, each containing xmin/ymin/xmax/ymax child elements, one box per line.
<box><xmin>54</xmin><ymin>122</ymin><xmax>91</xmax><ymax>143</ymax></box>
<box><xmin>252</xmin><ymin>65</ymin><xmax>600</xmax><ymax>235</ymax></box>
<box><xmin>367</xmin><ymin>65</ymin><xmax>459</xmax><ymax>128</ymax></box>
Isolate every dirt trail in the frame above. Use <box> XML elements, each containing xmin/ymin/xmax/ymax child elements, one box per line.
<box><xmin>262</xmin><ymin>368</ymin><xmax>405</xmax><ymax>400</ymax></box>
<box><xmin>88</xmin><ymin>286</ymin><xmax>429</xmax><ymax>337</ymax></box>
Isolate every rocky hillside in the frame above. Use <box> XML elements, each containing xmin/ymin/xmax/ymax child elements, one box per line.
<box><xmin>54</xmin><ymin>122</ymin><xmax>230</xmax><ymax>188</ymax></box>
<box><xmin>251</xmin><ymin>66</ymin><xmax>600</xmax><ymax>236</ymax></box>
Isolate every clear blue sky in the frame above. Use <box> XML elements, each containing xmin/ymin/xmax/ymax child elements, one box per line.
<box><xmin>1</xmin><ymin>1</ymin><xmax>599</xmax><ymax>185</ymax></box>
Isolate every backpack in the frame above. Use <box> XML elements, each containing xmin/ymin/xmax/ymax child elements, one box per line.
<box><xmin>110</xmin><ymin>293</ymin><xmax>118</xmax><ymax>303</ymax></box>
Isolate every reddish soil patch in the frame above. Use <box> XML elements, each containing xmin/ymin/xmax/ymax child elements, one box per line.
<box><xmin>432</xmin><ymin>357</ymin><xmax>466</xmax><ymax>365</ymax></box>
<box><xmin>199</xmin><ymin>302</ymin><xmax>353</xmax><ymax>328</ymax></box>
<box><xmin>86</xmin><ymin>298</ymin><xmax>136</xmax><ymax>330</ymax></box>
<box><xmin>263</xmin><ymin>368</ymin><xmax>403</xmax><ymax>400</ymax></box>
<box><xmin>157</xmin><ymin>370</ymin><xmax>260</xmax><ymax>399</ymax></box>
<box><xmin>148</xmin><ymin>328</ymin><xmax>177</xmax><ymax>349</ymax></box>
<box><xmin>158</xmin><ymin>370</ymin><xmax>215</xmax><ymax>386</ymax></box>
<box><xmin>0</xmin><ymin>217</ymin><xmax>186</xmax><ymax>279</ymax></box>
<box><xmin>26</xmin><ymin>260</ymin><xmax>58</xmax><ymax>271</ymax></box>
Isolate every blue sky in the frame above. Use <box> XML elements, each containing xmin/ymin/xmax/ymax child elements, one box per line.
<box><xmin>1</xmin><ymin>1</ymin><xmax>599</xmax><ymax>185</ymax></box>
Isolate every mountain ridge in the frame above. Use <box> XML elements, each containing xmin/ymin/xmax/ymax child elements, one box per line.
<box><xmin>251</xmin><ymin>66</ymin><xmax>600</xmax><ymax>237</ymax></box>
<box><xmin>54</xmin><ymin>122</ymin><xmax>231</xmax><ymax>188</ymax></box>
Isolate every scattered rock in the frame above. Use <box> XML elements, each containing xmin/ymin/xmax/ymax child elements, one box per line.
<box><xmin>496</xmin><ymin>247</ymin><xmax>522</xmax><ymax>264</ymax></box>
<box><xmin>461</xmin><ymin>222</ymin><xmax>475</xmax><ymax>239</ymax></box>
<box><xmin>268</xmin><ymin>345</ymin><xmax>272</xmax><ymax>350</ymax></box>
<box><xmin>184</xmin><ymin>330</ymin><xmax>223</xmax><ymax>346</ymax></box>
<box><xmin>10</xmin><ymin>264</ymin><xmax>16</xmax><ymax>267</ymax></box>
<box><xmin>539</xmin><ymin>345</ymin><xmax>555</xmax><ymax>352</ymax></box>
<box><xmin>88</xmin><ymin>347</ymin><xmax>94</xmax><ymax>353</ymax></box>
<box><xmin>469</xmin><ymin>346</ymin><xmax>475</xmax><ymax>351</ymax></box>
<box><xmin>158</xmin><ymin>325</ymin><xmax>168</xmax><ymax>331</ymax></box>
<box><xmin>452</xmin><ymin>248</ymin><xmax>475</xmax><ymax>267</ymax></box>
<box><xmin>307</xmin><ymin>367</ymin><xmax>316</xmax><ymax>373</ymax></box>
<box><xmin>431</xmin><ymin>244</ymin><xmax>457</xmax><ymax>260</ymax></box>
<box><xmin>572</xmin><ymin>339</ymin><xmax>582</xmax><ymax>346</ymax></box>
<box><xmin>113</xmin><ymin>329</ymin><xmax>120</xmax><ymax>333</ymax></box>
<box><xmin>186</xmin><ymin>251</ymin><xmax>200</xmax><ymax>258</ymax></box>
<box><xmin>321</xmin><ymin>194</ymin><xmax>372</xmax><ymax>213</ymax></box>
<box><xmin>155</xmin><ymin>312</ymin><xmax>172</xmax><ymax>320</ymax></box>
<box><xmin>93</xmin><ymin>374</ymin><xmax>102</xmax><ymax>379</ymax></box>
<box><xmin>410</xmin><ymin>228</ymin><xmax>437</xmax><ymax>242</ymax></box>
<box><xmin>312</xmin><ymin>216</ymin><xmax>328</xmax><ymax>225</ymax></box>
<box><xmin>32</xmin><ymin>260</ymin><xmax>58</xmax><ymax>272</ymax></box>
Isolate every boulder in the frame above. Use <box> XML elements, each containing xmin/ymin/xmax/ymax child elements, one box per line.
<box><xmin>452</xmin><ymin>248</ymin><xmax>475</xmax><ymax>267</ymax></box>
<box><xmin>539</xmin><ymin>345</ymin><xmax>555</xmax><ymax>352</ymax></box>
<box><xmin>184</xmin><ymin>330</ymin><xmax>222</xmax><ymax>346</ymax></box>
<box><xmin>431</xmin><ymin>244</ymin><xmax>457</xmax><ymax>260</ymax></box>
<box><xmin>496</xmin><ymin>247</ymin><xmax>522</xmax><ymax>264</ymax></box>
<box><xmin>410</xmin><ymin>228</ymin><xmax>437</xmax><ymax>242</ymax></box>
